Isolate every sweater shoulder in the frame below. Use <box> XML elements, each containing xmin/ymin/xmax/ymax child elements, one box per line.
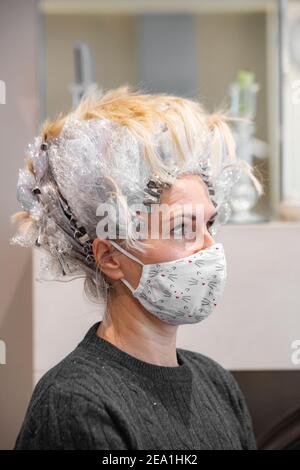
<box><xmin>28</xmin><ymin>343</ymin><xmax>109</xmax><ymax>410</ymax></box>
<box><xmin>178</xmin><ymin>347</ymin><xmax>241</xmax><ymax>395</ymax></box>
<box><xmin>178</xmin><ymin>348</ymin><xmax>257</xmax><ymax>450</ymax></box>
<box><xmin>178</xmin><ymin>347</ymin><xmax>229</xmax><ymax>374</ymax></box>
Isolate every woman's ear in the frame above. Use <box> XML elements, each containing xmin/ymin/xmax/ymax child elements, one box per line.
<box><xmin>92</xmin><ymin>238</ymin><xmax>124</xmax><ymax>282</ymax></box>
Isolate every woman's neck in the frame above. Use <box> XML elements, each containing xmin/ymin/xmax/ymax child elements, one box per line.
<box><xmin>96</xmin><ymin>287</ymin><xmax>179</xmax><ymax>367</ymax></box>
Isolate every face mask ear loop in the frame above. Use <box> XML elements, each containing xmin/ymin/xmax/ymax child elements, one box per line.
<box><xmin>119</xmin><ymin>277</ymin><xmax>135</xmax><ymax>293</ymax></box>
<box><xmin>109</xmin><ymin>240</ymin><xmax>144</xmax><ymax>293</ymax></box>
<box><xmin>109</xmin><ymin>240</ymin><xmax>144</xmax><ymax>266</ymax></box>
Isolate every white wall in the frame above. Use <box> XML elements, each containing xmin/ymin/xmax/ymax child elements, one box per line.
<box><xmin>0</xmin><ymin>0</ymin><xmax>39</xmax><ymax>451</ymax></box>
<box><xmin>284</xmin><ymin>2</ymin><xmax>300</xmax><ymax>203</ymax></box>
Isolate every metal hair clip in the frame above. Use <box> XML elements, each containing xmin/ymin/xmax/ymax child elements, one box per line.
<box><xmin>56</xmin><ymin>191</ymin><xmax>95</xmax><ymax>265</ymax></box>
<box><xmin>73</xmin><ymin>221</ymin><xmax>95</xmax><ymax>265</ymax></box>
<box><xmin>143</xmin><ymin>171</ymin><xmax>173</xmax><ymax>207</ymax></box>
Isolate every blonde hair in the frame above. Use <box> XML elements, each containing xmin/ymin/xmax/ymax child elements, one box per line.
<box><xmin>11</xmin><ymin>84</ymin><xmax>263</xmax><ymax>306</ymax></box>
<box><xmin>43</xmin><ymin>85</ymin><xmax>262</xmax><ymax>187</ymax></box>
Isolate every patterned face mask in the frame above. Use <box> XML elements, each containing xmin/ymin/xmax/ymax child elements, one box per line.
<box><xmin>110</xmin><ymin>240</ymin><xmax>227</xmax><ymax>326</ymax></box>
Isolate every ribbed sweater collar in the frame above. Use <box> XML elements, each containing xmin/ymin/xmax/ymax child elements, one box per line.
<box><xmin>80</xmin><ymin>321</ymin><xmax>192</xmax><ymax>383</ymax></box>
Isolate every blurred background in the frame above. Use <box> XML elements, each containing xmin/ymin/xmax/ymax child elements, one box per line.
<box><xmin>1</xmin><ymin>0</ymin><xmax>300</xmax><ymax>450</ymax></box>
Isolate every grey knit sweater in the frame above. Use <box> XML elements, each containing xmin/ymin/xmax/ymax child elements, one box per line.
<box><xmin>14</xmin><ymin>321</ymin><xmax>257</xmax><ymax>450</ymax></box>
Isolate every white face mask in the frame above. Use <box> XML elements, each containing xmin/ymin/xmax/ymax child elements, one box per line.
<box><xmin>110</xmin><ymin>240</ymin><xmax>227</xmax><ymax>326</ymax></box>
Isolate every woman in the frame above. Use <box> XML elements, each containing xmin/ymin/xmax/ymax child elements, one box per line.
<box><xmin>11</xmin><ymin>85</ymin><xmax>262</xmax><ymax>450</ymax></box>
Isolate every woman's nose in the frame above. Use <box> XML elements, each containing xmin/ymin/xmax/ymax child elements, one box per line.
<box><xmin>191</xmin><ymin>229</ymin><xmax>215</xmax><ymax>254</ymax></box>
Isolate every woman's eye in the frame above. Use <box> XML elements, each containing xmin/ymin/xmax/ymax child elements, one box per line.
<box><xmin>170</xmin><ymin>219</ymin><xmax>216</xmax><ymax>237</ymax></box>
<box><xmin>171</xmin><ymin>223</ymin><xmax>185</xmax><ymax>236</ymax></box>
<box><xmin>171</xmin><ymin>223</ymin><xmax>196</xmax><ymax>238</ymax></box>
<box><xmin>171</xmin><ymin>223</ymin><xmax>193</xmax><ymax>237</ymax></box>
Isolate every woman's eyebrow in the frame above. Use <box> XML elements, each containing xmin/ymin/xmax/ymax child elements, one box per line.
<box><xmin>167</xmin><ymin>209</ymin><xmax>218</xmax><ymax>223</ymax></box>
<box><xmin>184</xmin><ymin>210</ymin><xmax>218</xmax><ymax>222</ymax></box>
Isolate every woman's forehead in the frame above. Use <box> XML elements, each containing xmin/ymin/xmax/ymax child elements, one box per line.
<box><xmin>159</xmin><ymin>174</ymin><xmax>215</xmax><ymax>216</ymax></box>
